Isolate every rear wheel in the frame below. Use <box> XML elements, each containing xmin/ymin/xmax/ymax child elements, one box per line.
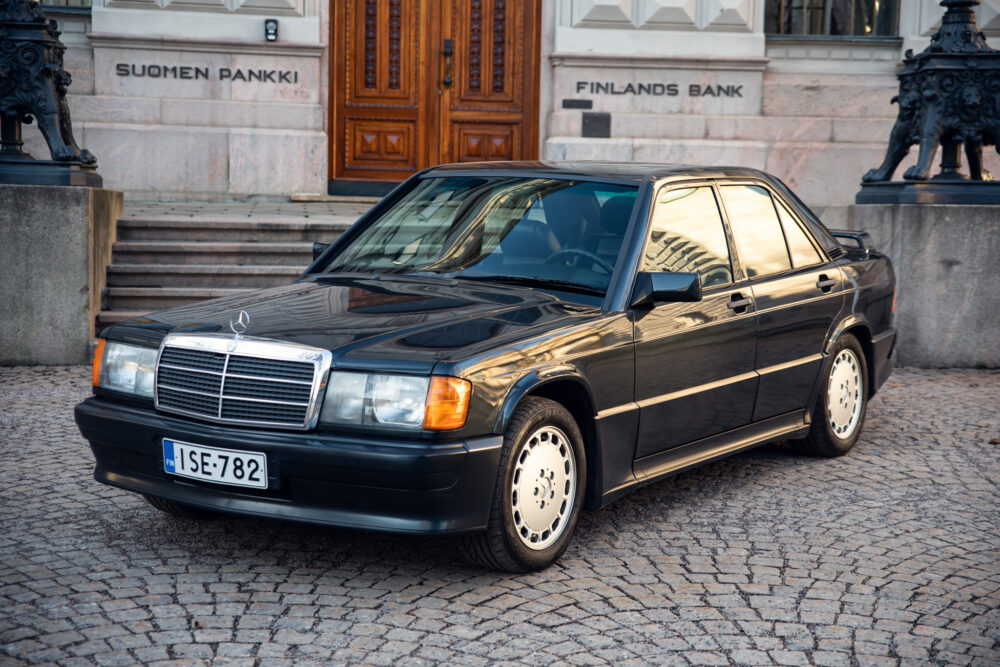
<box><xmin>794</xmin><ymin>333</ymin><xmax>868</xmax><ymax>457</ymax></box>
<box><xmin>461</xmin><ymin>397</ymin><xmax>586</xmax><ymax>572</ymax></box>
<box><xmin>143</xmin><ymin>495</ymin><xmax>216</xmax><ymax>519</ymax></box>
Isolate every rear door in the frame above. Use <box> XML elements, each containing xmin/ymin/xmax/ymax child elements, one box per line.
<box><xmin>633</xmin><ymin>184</ymin><xmax>758</xmax><ymax>458</ymax></box>
<box><xmin>717</xmin><ymin>183</ymin><xmax>845</xmax><ymax>421</ymax></box>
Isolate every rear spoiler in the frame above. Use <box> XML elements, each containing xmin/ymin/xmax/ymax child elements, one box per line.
<box><xmin>829</xmin><ymin>229</ymin><xmax>872</xmax><ymax>251</ymax></box>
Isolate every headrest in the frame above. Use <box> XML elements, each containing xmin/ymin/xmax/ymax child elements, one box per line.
<box><xmin>500</xmin><ymin>220</ymin><xmax>559</xmax><ymax>260</ymax></box>
<box><xmin>541</xmin><ymin>188</ymin><xmax>600</xmax><ymax>246</ymax></box>
<box><xmin>599</xmin><ymin>196</ymin><xmax>636</xmax><ymax>236</ymax></box>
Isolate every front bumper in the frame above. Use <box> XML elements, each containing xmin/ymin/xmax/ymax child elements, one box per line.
<box><xmin>74</xmin><ymin>397</ymin><xmax>503</xmax><ymax>535</ymax></box>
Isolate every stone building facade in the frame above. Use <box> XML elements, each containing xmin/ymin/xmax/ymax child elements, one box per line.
<box><xmin>24</xmin><ymin>0</ymin><xmax>1000</xmax><ymax>206</ymax></box>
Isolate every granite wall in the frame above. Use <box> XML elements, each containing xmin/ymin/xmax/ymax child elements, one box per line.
<box><xmin>0</xmin><ymin>185</ymin><xmax>123</xmax><ymax>365</ymax></box>
<box><xmin>834</xmin><ymin>204</ymin><xmax>1000</xmax><ymax>369</ymax></box>
<box><xmin>544</xmin><ymin>1</ymin><xmax>1000</xmax><ymax>208</ymax></box>
<box><xmin>18</xmin><ymin>7</ymin><xmax>326</xmax><ymax>200</ymax></box>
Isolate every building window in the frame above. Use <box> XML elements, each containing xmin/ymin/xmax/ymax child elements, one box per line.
<box><xmin>41</xmin><ymin>0</ymin><xmax>92</xmax><ymax>8</ymax></box>
<box><xmin>766</xmin><ymin>0</ymin><xmax>899</xmax><ymax>37</ymax></box>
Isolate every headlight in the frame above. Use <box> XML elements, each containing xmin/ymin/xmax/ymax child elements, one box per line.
<box><xmin>94</xmin><ymin>340</ymin><xmax>158</xmax><ymax>398</ymax></box>
<box><xmin>319</xmin><ymin>372</ymin><xmax>470</xmax><ymax>430</ymax></box>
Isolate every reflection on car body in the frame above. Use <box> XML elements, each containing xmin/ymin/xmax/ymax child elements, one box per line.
<box><xmin>75</xmin><ymin>161</ymin><xmax>897</xmax><ymax>572</ymax></box>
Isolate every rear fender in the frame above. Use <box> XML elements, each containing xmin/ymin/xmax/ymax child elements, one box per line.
<box><xmin>824</xmin><ymin>314</ymin><xmax>872</xmax><ymax>357</ymax></box>
<box><xmin>817</xmin><ymin>315</ymin><xmax>876</xmax><ymax>408</ymax></box>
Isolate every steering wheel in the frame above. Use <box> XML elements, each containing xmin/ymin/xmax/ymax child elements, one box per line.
<box><xmin>545</xmin><ymin>249</ymin><xmax>615</xmax><ymax>276</ymax></box>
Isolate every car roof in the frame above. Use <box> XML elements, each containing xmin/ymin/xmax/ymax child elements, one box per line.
<box><xmin>422</xmin><ymin>160</ymin><xmax>773</xmax><ymax>183</ymax></box>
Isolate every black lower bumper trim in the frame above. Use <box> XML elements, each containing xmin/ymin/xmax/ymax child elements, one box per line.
<box><xmin>75</xmin><ymin>397</ymin><xmax>503</xmax><ymax>535</ymax></box>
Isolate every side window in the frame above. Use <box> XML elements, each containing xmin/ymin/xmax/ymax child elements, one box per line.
<box><xmin>720</xmin><ymin>185</ymin><xmax>791</xmax><ymax>278</ymax></box>
<box><xmin>776</xmin><ymin>200</ymin><xmax>823</xmax><ymax>268</ymax></box>
<box><xmin>643</xmin><ymin>187</ymin><xmax>733</xmax><ymax>288</ymax></box>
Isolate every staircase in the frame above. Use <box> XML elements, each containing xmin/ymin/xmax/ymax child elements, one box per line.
<box><xmin>99</xmin><ymin>200</ymin><xmax>376</xmax><ymax>329</ymax></box>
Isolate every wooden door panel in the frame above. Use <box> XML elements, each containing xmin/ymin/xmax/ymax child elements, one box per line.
<box><xmin>452</xmin><ymin>121</ymin><xmax>519</xmax><ymax>162</ymax></box>
<box><xmin>452</xmin><ymin>0</ymin><xmax>517</xmax><ymax>104</ymax></box>
<box><xmin>346</xmin><ymin>119</ymin><xmax>417</xmax><ymax>170</ymax></box>
<box><xmin>347</xmin><ymin>0</ymin><xmax>418</xmax><ymax>102</ymax></box>
<box><xmin>334</xmin><ymin>0</ymin><xmax>430</xmax><ymax>181</ymax></box>
<box><xmin>440</xmin><ymin>0</ymin><xmax>538</xmax><ymax>164</ymax></box>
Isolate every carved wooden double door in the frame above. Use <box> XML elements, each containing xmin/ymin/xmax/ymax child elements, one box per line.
<box><xmin>331</xmin><ymin>0</ymin><xmax>541</xmax><ymax>183</ymax></box>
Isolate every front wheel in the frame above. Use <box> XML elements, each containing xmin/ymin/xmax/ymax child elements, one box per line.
<box><xmin>461</xmin><ymin>397</ymin><xmax>586</xmax><ymax>572</ymax></box>
<box><xmin>794</xmin><ymin>333</ymin><xmax>868</xmax><ymax>457</ymax></box>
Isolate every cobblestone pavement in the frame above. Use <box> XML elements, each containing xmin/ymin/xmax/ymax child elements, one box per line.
<box><xmin>2</xmin><ymin>366</ymin><xmax>999</xmax><ymax>666</ymax></box>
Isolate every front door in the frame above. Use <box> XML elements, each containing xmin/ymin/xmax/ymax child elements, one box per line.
<box><xmin>330</xmin><ymin>0</ymin><xmax>541</xmax><ymax>185</ymax></box>
<box><xmin>633</xmin><ymin>184</ymin><xmax>758</xmax><ymax>459</ymax></box>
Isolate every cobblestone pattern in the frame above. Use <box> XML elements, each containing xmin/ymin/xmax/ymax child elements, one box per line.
<box><xmin>1</xmin><ymin>366</ymin><xmax>999</xmax><ymax>666</ymax></box>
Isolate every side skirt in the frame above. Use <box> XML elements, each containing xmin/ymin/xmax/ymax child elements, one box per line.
<box><xmin>598</xmin><ymin>411</ymin><xmax>809</xmax><ymax>507</ymax></box>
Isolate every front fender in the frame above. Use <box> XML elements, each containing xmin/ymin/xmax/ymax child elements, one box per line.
<box><xmin>493</xmin><ymin>366</ymin><xmax>596</xmax><ymax>433</ymax></box>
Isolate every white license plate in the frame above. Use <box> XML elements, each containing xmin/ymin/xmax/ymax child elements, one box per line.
<box><xmin>163</xmin><ymin>439</ymin><xmax>267</xmax><ymax>489</ymax></box>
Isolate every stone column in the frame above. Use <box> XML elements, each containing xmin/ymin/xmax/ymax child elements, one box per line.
<box><xmin>0</xmin><ymin>185</ymin><xmax>123</xmax><ymax>365</ymax></box>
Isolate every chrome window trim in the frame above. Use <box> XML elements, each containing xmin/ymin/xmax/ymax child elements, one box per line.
<box><xmin>154</xmin><ymin>333</ymin><xmax>333</xmax><ymax>431</ymax></box>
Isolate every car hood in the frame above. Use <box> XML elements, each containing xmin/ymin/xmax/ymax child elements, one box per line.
<box><xmin>104</xmin><ymin>275</ymin><xmax>599</xmax><ymax>372</ymax></box>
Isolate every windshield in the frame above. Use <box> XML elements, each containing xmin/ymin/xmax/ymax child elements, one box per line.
<box><xmin>319</xmin><ymin>176</ymin><xmax>639</xmax><ymax>293</ymax></box>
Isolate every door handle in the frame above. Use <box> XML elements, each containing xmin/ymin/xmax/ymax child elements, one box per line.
<box><xmin>442</xmin><ymin>38</ymin><xmax>453</xmax><ymax>89</ymax></box>
<box><xmin>816</xmin><ymin>275</ymin><xmax>837</xmax><ymax>292</ymax></box>
<box><xmin>727</xmin><ymin>294</ymin><xmax>753</xmax><ymax>312</ymax></box>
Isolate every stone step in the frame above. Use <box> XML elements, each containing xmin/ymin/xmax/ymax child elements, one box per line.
<box><xmin>97</xmin><ymin>310</ymin><xmax>152</xmax><ymax>328</ymax></box>
<box><xmin>116</xmin><ymin>217</ymin><xmax>353</xmax><ymax>242</ymax></box>
<box><xmin>106</xmin><ymin>264</ymin><xmax>305</xmax><ymax>288</ymax></box>
<box><xmin>105</xmin><ymin>287</ymin><xmax>255</xmax><ymax>311</ymax></box>
<box><xmin>112</xmin><ymin>241</ymin><xmax>314</xmax><ymax>266</ymax></box>
<box><xmin>290</xmin><ymin>193</ymin><xmax>380</xmax><ymax>203</ymax></box>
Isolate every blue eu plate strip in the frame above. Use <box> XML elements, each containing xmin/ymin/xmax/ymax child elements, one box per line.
<box><xmin>163</xmin><ymin>439</ymin><xmax>176</xmax><ymax>473</ymax></box>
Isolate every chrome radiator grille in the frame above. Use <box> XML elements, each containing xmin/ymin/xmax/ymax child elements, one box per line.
<box><xmin>154</xmin><ymin>335</ymin><xmax>332</xmax><ymax>430</ymax></box>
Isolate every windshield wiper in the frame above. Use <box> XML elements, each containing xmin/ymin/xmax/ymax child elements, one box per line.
<box><xmin>455</xmin><ymin>275</ymin><xmax>605</xmax><ymax>296</ymax></box>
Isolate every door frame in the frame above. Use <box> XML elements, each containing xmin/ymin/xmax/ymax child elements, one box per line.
<box><xmin>327</xmin><ymin>0</ymin><xmax>541</xmax><ymax>194</ymax></box>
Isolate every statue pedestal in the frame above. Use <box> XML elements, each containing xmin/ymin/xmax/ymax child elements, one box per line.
<box><xmin>845</xmin><ymin>203</ymin><xmax>1000</xmax><ymax>368</ymax></box>
<box><xmin>0</xmin><ymin>184</ymin><xmax>122</xmax><ymax>365</ymax></box>
<box><xmin>856</xmin><ymin>180</ymin><xmax>1000</xmax><ymax>205</ymax></box>
<box><xmin>0</xmin><ymin>154</ymin><xmax>103</xmax><ymax>188</ymax></box>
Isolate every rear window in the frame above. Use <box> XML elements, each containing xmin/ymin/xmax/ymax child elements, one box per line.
<box><xmin>719</xmin><ymin>185</ymin><xmax>791</xmax><ymax>278</ymax></box>
<box><xmin>768</xmin><ymin>176</ymin><xmax>839</xmax><ymax>255</ymax></box>
<box><xmin>776</xmin><ymin>200</ymin><xmax>823</xmax><ymax>268</ymax></box>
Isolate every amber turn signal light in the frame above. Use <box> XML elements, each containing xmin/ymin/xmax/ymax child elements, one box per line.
<box><xmin>92</xmin><ymin>338</ymin><xmax>106</xmax><ymax>386</ymax></box>
<box><xmin>423</xmin><ymin>376</ymin><xmax>471</xmax><ymax>431</ymax></box>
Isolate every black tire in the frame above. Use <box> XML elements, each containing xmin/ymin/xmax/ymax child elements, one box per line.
<box><xmin>460</xmin><ymin>397</ymin><xmax>586</xmax><ymax>572</ymax></box>
<box><xmin>793</xmin><ymin>333</ymin><xmax>869</xmax><ymax>457</ymax></box>
<box><xmin>143</xmin><ymin>494</ymin><xmax>216</xmax><ymax>519</ymax></box>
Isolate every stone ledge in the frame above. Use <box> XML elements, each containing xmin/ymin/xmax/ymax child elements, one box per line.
<box><xmin>550</xmin><ymin>53</ymin><xmax>770</xmax><ymax>71</ymax></box>
<box><xmin>87</xmin><ymin>33</ymin><xmax>324</xmax><ymax>58</ymax></box>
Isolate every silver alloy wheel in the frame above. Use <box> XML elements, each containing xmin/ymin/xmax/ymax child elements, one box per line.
<box><xmin>510</xmin><ymin>425</ymin><xmax>576</xmax><ymax>550</ymax></box>
<box><xmin>827</xmin><ymin>348</ymin><xmax>863</xmax><ymax>438</ymax></box>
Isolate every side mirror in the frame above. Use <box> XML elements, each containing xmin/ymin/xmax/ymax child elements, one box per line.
<box><xmin>630</xmin><ymin>271</ymin><xmax>702</xmax><ymax>308</ymax></box>
<box><xmin>312</xmin><ymin>242</ymin><xmax>330</xmax><ymax>261</ymax></box>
